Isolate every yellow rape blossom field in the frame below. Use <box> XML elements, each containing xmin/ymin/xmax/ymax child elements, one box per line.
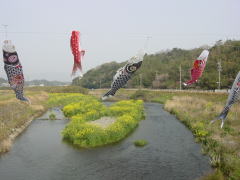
<box><xmin>47</xmin><ymin>93</ymin><xmax>144</xmax><ymax>148</ymax></box>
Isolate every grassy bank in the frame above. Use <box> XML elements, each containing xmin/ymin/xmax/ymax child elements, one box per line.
<box><xmin>164</xmin><ymin>96</ymin><xmax>240</xmax><ymax>179</ymax></box>
<box><xmin>0</xmin><ymin>90</ymin><xmax>49</xmax><ymax>154</ymax></box>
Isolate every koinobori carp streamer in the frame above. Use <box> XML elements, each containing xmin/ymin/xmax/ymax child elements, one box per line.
<box><xmin>2</xmin><ymin>40</ymin><xmax>29</xmax><ymax>102</ymax></box>
<box><xmin>211</xmin><ymin>71</ymin><xmax>240</xmax><ymax>128</ymax></box>
<box><xmin>70</xmin><ymin>31</ymin><xmax>85</xmax><ymax>75</ymax></box>
<box><xmin>102</xmin><ymin>51</ymin><xmax>144</xmax><ymax>100</ymax></box>
<box><xmin>183</xmin><ymin>50</ymin><xmax>209</xmax><ymax>86</ymax></box>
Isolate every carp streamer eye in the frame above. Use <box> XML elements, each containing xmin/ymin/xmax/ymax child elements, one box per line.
<box><xmin>126</xmin><ymin>64</ymin><xmax>137</xmax><ymax>73</ymax></box>
<box><xmin>130</xmin><ymin>66</ymin><xmax>137</xmax><ymax>71</ymax></box>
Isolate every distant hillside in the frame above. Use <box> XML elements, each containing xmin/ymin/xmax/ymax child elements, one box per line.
<box><xmin>73</xmin><ymin>61</ymin><xmax>125</xmax><ymax>88</ymax></box>
<box><xmin>73</xmin><ymin>40</ymin><xmax>240</xmax><ymax>90</ymax></box>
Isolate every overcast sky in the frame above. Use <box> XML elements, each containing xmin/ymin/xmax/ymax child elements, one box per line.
<box><xmin>0</xmin><ymin>0</ymin><xmax>239</xmax><ymax>81</ymax></box>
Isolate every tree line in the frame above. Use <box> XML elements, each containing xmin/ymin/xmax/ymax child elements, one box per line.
<box><xmin>73</xmin><ymin>40</ymin><xmax>240</xmax><ymax>90</ymax></box>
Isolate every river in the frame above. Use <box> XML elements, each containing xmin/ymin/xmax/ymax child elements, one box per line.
<box><xmin>0</xmin><ymin>103</ymin><xmax>211</xmax><ymax>180</ymax></box>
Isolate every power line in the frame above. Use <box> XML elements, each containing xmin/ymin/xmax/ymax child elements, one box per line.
<box><xmin>0</xmin><ymin>31</ymin><xmax>239</xmax><ymax>39</ymax></box>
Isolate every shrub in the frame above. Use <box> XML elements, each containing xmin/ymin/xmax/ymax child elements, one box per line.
<box><xmin>134</xmin><ymin>140</ymin><xmax>148</xmax><ymax>147</ymax></box>
<box><xmin>130</xmin><ymin>90</ymin><xmax>148</xmax><ymax>101</ymax></box>
<box><xmin>49</xmin><ymin>113</ymin><xmax>56</xmax><ymax>120</ymax></box>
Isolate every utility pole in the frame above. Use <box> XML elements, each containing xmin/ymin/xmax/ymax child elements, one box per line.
<box><xmin>99</xmin><ymin>79</ymin><xmax>102</xmax><ymax>89</ymax></box>
<box><xmin>217</xmin><ymin>60</ymin><xmax>222</xmax><ymax>90</ymax></box>
<box><xmin>78</xmin><ymin>76</ymin><xmax>81</xmax><ymax>86</ymax></box>
<box><xmin>179</xmin><ymin>64</ymin><xmax>182</xmax><ymax>90</ymax></box>
<box><xmin>155</xmin><ymin>71</ymin><xmax>158</xmax><ymax>78</ymax></box>
<box><xmin>154</xmin><ymin>71</ymin><xmax>158</xmax><ymax>89</ymax></box>
<box><xmin>139</xmin><ymin>74</ymin><xmax>142</xmax><ymax>89</ymax></box>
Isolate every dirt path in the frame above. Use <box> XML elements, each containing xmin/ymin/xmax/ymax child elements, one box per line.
<box><xmin>89</xmin><ymin>116</ymin><xmax>116</xmax><ymax>128</ymax></box>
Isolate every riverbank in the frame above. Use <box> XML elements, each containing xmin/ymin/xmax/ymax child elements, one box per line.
<box><xmin>0</xmin><ymin>90</ymin><xmax>49</xmax><ymax>154</ymax></box>
<box><xmin>91</xmin><ymin>89</ymin><xmax>239</xmax><ymax>179</ymax></box>
<box><xmin>164</xmin><ymin>96</ymin><xmax>240</xmax><ymax>180</ymax></box>
<box><xmin>129</xmin><ymin>89</ymin><xmax>239</xmax><ymax>179</ymax></box>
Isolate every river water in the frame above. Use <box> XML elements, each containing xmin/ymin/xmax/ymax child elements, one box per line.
<box><xmin>0</xmin><ymin>103</ymin><xmax>211</xmax><ymax>180</ymax></box>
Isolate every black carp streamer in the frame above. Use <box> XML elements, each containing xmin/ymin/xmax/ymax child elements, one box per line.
<box><xmin>2</xmin><ymin>40</ymin><xmax>29</xmax><ymax>102</ymax></box>
<box><xmin>102</xmin><ymin>51</ymin><xmax>144</xmax><ymax>100</ymax></box>
<box><xmin>211</xmin><ymin>71</ymin><xmax>240</xmax><ymax>128</ymax></box>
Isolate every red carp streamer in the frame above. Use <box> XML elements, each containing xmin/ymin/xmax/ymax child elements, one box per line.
<box><xmin>183</xmin><ymin>50</ymin><xmax>209</xmax><ymax>86</ymax></box>
<box><xmin>70</xmin><ymin>31</ymin><xmax>85</xmax><ymax>75</ymax></box>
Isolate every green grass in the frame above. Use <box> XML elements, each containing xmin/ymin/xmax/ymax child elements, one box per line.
<box><xmin>47</xmin><ymin>93</ymin><xmax>95</xmax><ymax>108</ymax></box>
<box><xmin>200</xmin><ymin>170</ymin><xmax>224</xmax><ymax>180</ymax></box>
<box><xmin>27</xmin><ymin>86</ymin><xmax>89</xmax><ymax>94</ymax></box>
<box><xmin>134</xmin><ymin>140</ymin><xmax>148</xmax><ymax>147</ymax></box>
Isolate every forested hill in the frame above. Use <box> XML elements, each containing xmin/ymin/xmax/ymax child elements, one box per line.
<box><xmin>73</xmin><ymin>40</ymin><xmax>240</xmax><ymax>90</ymax></box>
<box><xmin>73</xmin><ymin>61</ymin><xmax>125</xmax><ymax>89</ymax></box>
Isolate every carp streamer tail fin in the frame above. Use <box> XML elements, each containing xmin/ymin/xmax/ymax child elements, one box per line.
<box><xmin>211</xmin><ymin>106</ymin><xmax>229</xmax><ymax>128</ymax></box>
<box><xmin>102</xmin><ymin>89</ymin><xmax>117</xmax><ymax>100</ymax></box>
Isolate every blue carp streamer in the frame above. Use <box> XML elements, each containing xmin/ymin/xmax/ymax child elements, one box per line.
<box><xmin>211</xmin><ymin>71</ymin><xmax>240</xmax><ymax>128</ymax></box>
<box><xmin>102</xmin><ymin>51</ymin><xmax>144</xmax><ymax>100</ymax></box>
